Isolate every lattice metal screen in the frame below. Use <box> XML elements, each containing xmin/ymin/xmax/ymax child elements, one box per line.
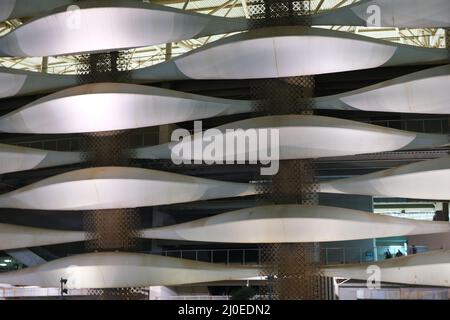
<box><xmin>257</xmin><ymin>158</ymin><xmax>327</xmax><ymax>300</ymax></box>
<box><xmin>86</xmin><ymin>288</ymin><xmax>149</xmax><ymax>300</ymax></box>
<box><xmin>76</xmin><ymin>52</ymin><xmax>145</xmax><ymax>299</ymax></box>
<box><xmin>248</xmin><ymin>0</ymin><xmax>331</xmax><ymax>296</ymax></box>
<box><xmin>251</xmin><ymin>76</ymin><xmax>316</xmax><ymax>115</ymax></box>
<box><xmin>247</xmin><ymin>0</ymin><xmax>312</xmax><ymax>28</ymax></box>
<box><xmin>252</xmin><ymin>77</ymin><xmax>329</xmax><ymax>299</ymax></box>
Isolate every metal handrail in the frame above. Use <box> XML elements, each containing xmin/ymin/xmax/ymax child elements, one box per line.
<box><xmin>149</xmin><ymin>248</ymin><xmax>262</xmax><ymax>265</ymax></box>
<box><xmin>320</xmin><ymin>245</ymin><xmax>429</xmax><ymax>265</ymax></box>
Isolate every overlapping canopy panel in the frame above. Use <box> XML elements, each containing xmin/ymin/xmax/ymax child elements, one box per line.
<box><xmin>1</xmin><ymin>26</ymin><xmax>449</xmax><ymax>99</ymax></box>
<box><xmin>2</xmin><ymin>0</ymin><xmax>449</xmax><ymax>28</ymax></box>
<box><xmin>0</xmin><ymin>67</ymin><xmax>77</xmax><ymax>99</ymax></box>
<box><xmin>143</xmin><ymin>205</ymin><xmax>450</xmax><ymax>243</ymax></box>
<box><xmin>0</xmin><ymin>83</ymin><xmax>253</xmax><ymax>134</ymax></box>
<box><xmin>3</xmin><ymin>204</ymin><xmax>448</xmax><ymax>251</ymax></box>
<box><xmin>0</xmin><ymin>0</ymin><xmax>449</xmax><ymax>294</ymax></box>
<box><xmin>131</xmin><ymin>26</ymin><xmax>450</xmax><ymax>81</ymax></box>
<box><xmin>0</xmin><ymin>223</ymin><xmax>85</xmax><ymax>251</ymax></box>
<box><xmin>0</xmin><ymin>143</ymin><xmax>82</xmax><ymax>174</ymax></box>
<box><xmin>313</xmin><ymin>65</ymin><xmax>450</xmax><ymax>114</ymax></box>
<box><xmin>323</xmin><ymin>250</ymin><xmax>450</xmax><ymax>287</ymax></box>
<box><xmin>0</xmin><ymin>167</ymin><xmax>257</xmax><ymax>210</ymax></box>
<box><xmin>0</xmin><ymin>0</ymin><xmax>247</xmax><ymax>57</ymax></box>
<box><xmin>320</xmin><ymin>157</ymin><xmax>450</xmax><ymax>200</ymax></box>
<box><xmin>0</xmin><ymin>252</ymin><xmax>260</xmax><ymax>288</ymax></box>
<box><xmin>0</xmin><ymin>0</ymin><xmax>73</xmax><ymax>22</ymax></box>
<box><xmin>134</xmin><ymin>115</ymin><xmax>449</xmax><ymax>160</ymax></box>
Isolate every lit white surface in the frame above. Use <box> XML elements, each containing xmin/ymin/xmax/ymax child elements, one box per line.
<box><xmin>0</xmin><ymin>143</ymin><xmax>82</xmax><ymax>174</ymax></box>
<box><xmin>0</xmin><ymin>167</ymin><xmax>257</xmax><ymax>210</ymax></box>
<box><xmin>0</xmin><ymin>252</ymin><xmax>260</xmax><ymax>289</ymax></box>
<box><xmin>323</xmin><ymin>250</ymin><xmax>450</xmax><ymax>287</ymax></box>
<box><xmin>0</xmin><ymin>0</ymin><xmax>72</xmax><ymax>22</ymax></box>
<box><xmin>132</xmin><ymin>26</ymin><xmax>449</xmax><ymax>81</ymax></box>
<box><xmin>0</xmin><ymin>83</ymin><xmax>253</xmax><ymax>134</ymax></box>
<box><xmin>134</xmin><ymin>115</ymin><xmax>449</xmax><ymax>160</ymax></box>
<box><xmin>315</xmin><ymin>65</ymin><xmax>450</xmax><ymax>114</ymax></box>
<box><xmin>0</xmin><ymin>68</ymin><xmax>26</xmax><ymax>98</ymax></box>
<box><xmin>0</xmin><ymin>0</ymin><xmax>247</xmax><ymax>57</ymax></box>
<box><xmin>0</xmin><ymin>67</ymin><xmax>77</xmax><ymax>99</ymax></box>
<box><xmin>2</xmin><ymin>26</ymin><xmax>447</xmax><ymax>99</ymax></box>
<box><xmin>320</xmin><ymin>157</ymin><xmax>450</xmax><ymax>200</ymax></box>
<box><xmin>143</xmin><ymin>204</ymin><xmax>450</xmax><ymax>243</ymax></box>
<box><xmin>171</xmin><ymin>27</ymin><xmax>396</xmax><ymax>79</ymax></box>
<box><xmin>0</xmin><ymin>223</ymin><xmax>85</xmax><ymax>250</ymax></box>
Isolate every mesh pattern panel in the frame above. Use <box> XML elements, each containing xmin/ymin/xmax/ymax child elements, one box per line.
<box><xmin>251</xmin><ymin>76</ymin><xmax>316</xmax><ymax>115</ymax></box>
<box><xmin>86</xmin><ymin>288</ymin><xmax>149</xmax><ymax>300</ymax></box>
<box><xmin>247</xmin><ymin>0</ymin><xmax>312</xmax><ymax>28</ymax></box>
<box><xmin>246</xmin><ymin>1</ymin><xmax>327</xmax><ymax>293</ymax></box>
<box><xmin>83</xmin><ymin>208</ymin><xmax>142</xmax><ymax>252</ymax></box>
<box><xmin>76</xmin><ymin>52</ymin><xmax>144</xmax><ymax>299</ymax></box>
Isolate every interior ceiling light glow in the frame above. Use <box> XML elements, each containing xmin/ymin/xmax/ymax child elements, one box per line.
<box><xmin>313</xmin><ymin>65</ymin><xmax>450</xmax><ymax>114</ymax></box>
<box><xmin>0</xmin><ymin>167</ymin><xmax>257</xmax><ymax>210</ymax></box>
<box><xmin>0</xmin><ymin>252</ymin><xmax>260</xmax><ymax>288</ymax></box>
<box><xmin>131</xmin><ymin>26</ymin><xmax>450</xmax><ymax>81</ymax></box>
<box><xmin>2</xmin><ymin>0</ymin><xmax>448</xmax><ymax>27</ymax></box>
<box><xmin>7</xmin><ymin>203</ymin><xmax>446</xmax><ymax>248</ymax></box>
<box><xmin>143</xmin><ymin>204</ymin><xmax>450</xmax><ymax>243</ymax></box>
<box><xmin>0</xmin><ymin>0</ymin><xmax>247</xmax><ymax>57</ymax></box>
<box><xmin>0</xmin><ymin>83</ymin><xmax>253</xmax><ymax>134</ymax></box>
<box><xmin>2</xmin><ymin>26</ymin><xmax>449</xmax><ymax>99</ymax></box>
<box><xmin>320</xmin><ymin>157</ymin><xmax>450</xmax><ymax>200</ymax></box>
<box><xmin>134</xmin><ymin>115</ymin><xmax>449</xmax><ymax>161</ymax></box>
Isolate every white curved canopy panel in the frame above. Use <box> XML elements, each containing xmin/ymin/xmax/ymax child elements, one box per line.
<box><xmin>143</xmin><ymin>204</ymin><xmax>450</xmax><ymax>243</ymax></box>
<box><xmin>314</xmin><ymin>65</ymin><xmax>450</xmax><ymax>114</ymax></box>
<box><xmin>0</xmin><ymin>144</ymin><xmax>82</xmax><ymax>174</ymax></box>
<box><xmin>2</xmin><ymin>26</ymin><xmax>448</xmax><ymax>99</ymax></box>
<box><xmin>320</xmin><ymin>157</ymin><xmax>450</xmax><ymax>200</ymax></box>
<box><xmin>323</xmin><ymin>250</ymin><xmax>450</xmax><ymax>287</ymax></box>
<box><xmin>134</xmin><ymin>115</ymin><xmax>449</xmax><ymax>161</ymax></box>
<box><xmin>0</xmin><ymin>0</ymin><xmax>247</xmax><ymax>57</ymax></box>
<box><xmin>2</xmin><ymin>0</ymin><xmax>447</xmax><ymax>32</ymax></box>
<box><xmin>131</xmin><ymin>26</ymin><xmax>450</xmax><ymax>81</ymax></box>
<box><xmin>0</xmin><ymin>67</ymin><xmax>77</xmax><ymax>99</ymax></box>
<box><xmin>0</xmin><ymin>83</ymin><xmax>253</xmax><ymax>134</ymax></box>
<box><xmin>0</xmin><ymin>223</ymin><xmax>85</xmax><ymax>251</ymax></box>
<box><xmin>0</xmin><ymin>252</ymin><xmax>259</xmax><ymax>289</ymax></box>
<box><xmin>0</xmin><ymin>0</ymin><xmax>72</xmax><ymax>22</ymax></box>
<box><xmin>312</xmin><ymin>0</ymin><xmax>450</xmax><ymax>28</ymax></box>
<box><xmin>0</xmin><ymin>167</ymin><xmax>257</xmax><ymax>210</ymax></box>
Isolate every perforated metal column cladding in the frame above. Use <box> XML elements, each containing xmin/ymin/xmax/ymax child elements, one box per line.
<box><xmin>249</xmin><ymin>0</ymin><xmax>331</xmax><ymax>300</ymax></box>
<box><xmin>76</xmin><ymin>52</ymin><xmax>145</xmax><ymax>299</ymax></box>
<box><xmin>247</xmin><ymin>0</ymin><xmax>312</xmax><ymax>27</ymax></box>
<box><xmin>447</xmin><ymin>28</ymin><xmax>450</xmax><ymax>137</ymax></box>
<box><xmin>446</xmin><ymin>28</ymin><xmax>450</xmax><ymax>49</ymax></box>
